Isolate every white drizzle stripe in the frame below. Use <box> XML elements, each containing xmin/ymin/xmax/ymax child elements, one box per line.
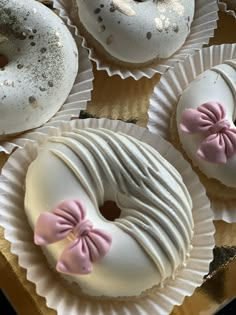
<box><xmin>211</xmin><ymin>60</ymin><xmax>236</xmax><ymax>118</ymax></box>
<box><xmin>50</xmin><ymin>136</ymin><xmax>104</xmax><ymax>205</ymax></box>
<box><xmin>225</xmin><ymin>60</ymin><xmax>236</xmax><ymax>70</ymax></box>
<box><xmin>96</xmin><ymin>130</ymin><xmax>192</xmax><ymax>225</ymax></box>
<box><xmin>119</xmin><ymin>211</ymin><xmax>183</xmax><ymax>269</ymax></box>
<box><xmin>116</xmin><ymin>196</ymin><xmax>188</xmax><ymax>254</ymax></box>
<box><xmin>145</xmin><ymin>166</ymin><xmax>193</xmax><ymax>234</ymax></box>
<box><xmin>116</xmin><ymin>183</ymin><xmax>191</xmax><ymax>250</ymax></box>
<box><xmin>140</xmin><ymin>142</ymin><xmax>194</xmax><ymax>220</ymax></box>
<box><xmin>116</xmin><ymin>169</ymin><xmax>192</xmax><ymax>245</ymax></box>
<box><xmin>47</xmin><ymin>129</ymin><xmax>193</xmax><ymax>280</ymax></box>
<box><xmin>81</xmin><ymin>129</ymin><xmax>146</xmax><ymax>178</ymax></box>
<box><xmin>115</xmin><ymin>220</ymin><xmax>167</xmax><ymax>283</ymax></box>
<box><xmin>62</xmin><ymin>131</ymin><xmax>117</xmax><ymax>187</ymax></box>
<box><xmin>70</xmin><ymin>129</ymin><xmax>144</xmax><ymax>185</ymax></box>
<box><xmin>50</xmin><ymin>149</ymin><xmax>98</xmax><ymax>207</ymax></box>
<box><xmin>101</xmin><ymin>139</ymin><xmax>190</xmax><ymax>228</ymax></box>
<box><xmin>119</xmin><ymin>138</ymin><xmax>193</xmax><ymax>233</ymax></box>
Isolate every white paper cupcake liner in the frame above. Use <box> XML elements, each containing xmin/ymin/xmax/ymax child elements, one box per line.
<box><xmin>53</xmin><ymin>0</ymin><xmax>219</xmax><ymax>80</ymax></box>
<box><xmin>219</xmin><ymin>1</ymin><xmax>236</xmax><ymax>18</ymax></box>
<box><xmin>0</xmin><ymin>6</ymin><xmax>94</xmax><ymax>155</ymax></box>
<box><xmin>0</xmin><ymin>118</ymin><xmax>215</xmax><ymax>315</ymax></box>
<box><xmin>148</xmin><ymin>43</ymin><xmax>236</xmax><ymax>222</ymax></box>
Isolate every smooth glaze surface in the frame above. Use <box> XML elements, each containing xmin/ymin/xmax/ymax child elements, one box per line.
<box><xmin>76</xmin><ymin>0</ymin><xmax>194</xmax><ymax>64</ymax></box>
<box><xmin>177</xmin><ymin>60</ymin><xmax>236</xmax><ymax>188</ymax></box>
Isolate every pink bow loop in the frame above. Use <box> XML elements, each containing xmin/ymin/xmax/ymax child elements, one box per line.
<box><xmin>180</xmin><ymin>102</ymin><xmax>236</xmax><ymax>164</ymax></box>
<box><xmin>34</xmin><ymin>199</ymin><xmax>112</xmax><ymax>275</ymax></box>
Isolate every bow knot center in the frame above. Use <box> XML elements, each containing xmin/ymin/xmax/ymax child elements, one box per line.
<box><xmin>73</xmin><ymin>219</ymin><xmax>93</xmax><ymax>238</ymax></box>
<box><xmin>209</xmin><ymin>119</ymin><xmax>230</xmax><ymax>134</ymax></box>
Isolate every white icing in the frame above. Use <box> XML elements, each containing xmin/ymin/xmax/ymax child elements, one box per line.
<box><xmin>0</xmin><ymin>0</ymin><xmax>78</xmax><ymax>136</ymax></box>
<box><xmin>25</xmin><ymin>128</ymin><xmax>193</xmax><ymax>297</ymax></box>
<box><xmin>76</xmin><ymin>0</ymin><xmax>194</xmax><ymax>64</ymax></box>
<box><xmin>177</xmin><ymin>59</ymin><xmax>236</xmax><ymax>188</ymax></box>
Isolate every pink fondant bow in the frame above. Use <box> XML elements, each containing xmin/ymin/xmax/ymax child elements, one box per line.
<box><xmin>34</xmin><ymin>199</ymin><xmax>112</xmax><ymax>275</ymax></box>
<box><xmin>180</xmin><ymin>101</ymin><xmax>236</xmax><ymax>164</ymax></box>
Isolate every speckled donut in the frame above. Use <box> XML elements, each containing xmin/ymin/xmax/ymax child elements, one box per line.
<box><xmin>76</xmin><ymin>0</ymin><xmax>195</xmax><ymax>65</ymax></box>
<box><xmin>0</xmin><ymin>0</ymin><xmax>78</xmax><ymax>138</ymax></box>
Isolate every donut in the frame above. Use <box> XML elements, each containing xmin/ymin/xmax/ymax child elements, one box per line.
<box><xmin>0</xmin><ymin>0</ymin><xmax>78</xmax><ymax>138</ymax></box>
<box><xmin>25</xmin><ymin>128</ymin><xmax>194</xmax><ymax>298</ymax></box>
<box><xmin>176</xmin><ymin>59</ymin><xmax>236</xmax><ymax>188</ymax></box>
<box><xmin>75</xmin><ymin>0</ymin><xmax>195</xmax><ymax>66</ymax></box>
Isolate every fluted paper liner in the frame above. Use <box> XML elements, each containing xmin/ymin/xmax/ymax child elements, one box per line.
<box><xmin>53</xmin><ymin>0</ymin><xmax>219</xmax><ymax>80</ymax></box>
<box><xmin>0</xmin><ymin>11</ymin><xmax>94</xmax><ymax>154</ymax></box>
<box><xmin>0</xmin><ymin>118</ymin><xmax>215</xmax><ymax>315</ymax></box>
<box><xmin>219</xmin><ymin>1</ymin><xmax>236</xmax><ymax>18</ymax></box>
<box><xmin>148</xmin><ymin>44</ymin><xmax>236</xmax><ymax>222</ymax></box>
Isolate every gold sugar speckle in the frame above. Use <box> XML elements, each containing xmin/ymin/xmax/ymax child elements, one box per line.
<box><xmin>172</xmin><ymin>23</ymin><xmax>179</xmax><ymax>32</ymax></box>
<box><xmin>112</xmin><ymin>0</ymin><xmax>136</xmax><ymax>16</ymax></box>
<box><xmin>155</xmin><ymin>17</ymin><xmax>163</xmax><ymax>32</ymax></box>
<box><xmin>172</xmin><ymin>1</ymin><xmax>185</xmax><ymax>16</ymax></box>
<box><xmin>106</xmin><ymin>35</ymin><xmax>113</xmax><ymax>45</ymax></box>
<box><xmin>99</xmin><ymin>25</ymin><xmax>106</xmax><ymax>33</ymax></box>
<box><xmin>157</xmin><ymin>0</ymin><xmax>185</xmax><ymax>17</ymax></box>
<box><xmin>165</xmin><ymin>18</ymin><xmax>170</xmax><ymax>30</ymax></box>
<box><xmin>158</xmin><ymin>7</ymin><xmax>166</xmax><ymax>13</ymax></box>
<box><xmin>3</xmin><ymin>80</ymin><xmax>15</xmax><ymax>87</ymax></box>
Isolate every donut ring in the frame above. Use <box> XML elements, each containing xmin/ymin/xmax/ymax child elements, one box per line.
<box><xmin>25</xmin><ymin>128</ymin><xmax>194</xmax><ymax>298</ymax></box>
<box><xmin>177</xmin><ymin>59</ymin><xmax>236</xmax><ymax>188</ymax></box>
<box><xmin>0</xmin><ymin>0</ymin><xmax>78</xmax><ymax>138</ymax></box>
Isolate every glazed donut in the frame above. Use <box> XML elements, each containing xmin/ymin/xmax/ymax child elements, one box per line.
<box><xmin>0</xmin><ymin>0</ymin><xmax>78</xmax><ymax>138</ymax></box>
<box><xmin>75</xmin><ymin>0</ymin><xmax>195</xmax><ymax>65</ymax></box>
<box><xmin>177</xmin><ymin>59</ymin><xmax>236</xmax><ymax>188</ymax></box>
<box><xmin>25</xmin><ymin>128</ymin><xmax>194</xmax><ymax>298</ymax></box>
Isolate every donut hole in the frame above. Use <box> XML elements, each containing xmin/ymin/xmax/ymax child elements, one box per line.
<box><xmin>0</xmin><ymin>55</ymin><xmax>9</xmax><ymax>68</ymax></box>
<box><xmin>99</xmin><ymin>200</ymin><xmax>121</xmax><ymax>221</ymax></box>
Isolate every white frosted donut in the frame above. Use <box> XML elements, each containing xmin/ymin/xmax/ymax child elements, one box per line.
<box><xmin>25</xmin><ymin>128</ymin><xmax>194</xmax><ymax>298</ymax></box>
<box><xmin>177</xmin><ymin>60</ymin><xmax>236</xmax><ymax>188</ymax></box>
<box><xmin>0</xmin><ymin>0</ymin><xmax>78</xmax><ymax>137</ymax></box>
<box><xmin>76</xmin><ymin>0</ymin><xmax>195</xmax><ymax>65</ymax></box>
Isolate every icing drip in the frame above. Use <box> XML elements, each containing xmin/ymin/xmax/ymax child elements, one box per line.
<box><xmin>48</xmin><ymin>128</ymin><xmax>193</xmax><ymax>284</ymax></box>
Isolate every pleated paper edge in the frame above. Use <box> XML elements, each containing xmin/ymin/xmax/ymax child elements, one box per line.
<box><xmin>147</xmin><ymin>43</ymin><xmax>236</xmax><ymax>222</ymax></box>
<box><xmin>0</xmin><ymin>118</ymin><xmax>215</xmax><ymax>315</ymax></box>
<box><xmin>218</xmin><ymin>1</ymin><xmax>236</xmax><ymax>18</ymax></box>
<box><xmin>0</xmin><ymin>4</ymin><xmax>94</xmax><ymax>155</ymax></box>
<box><xmin>54</xmin><ymin>0</ymin><xmax>219</xmax><ymax>80</ymax></box>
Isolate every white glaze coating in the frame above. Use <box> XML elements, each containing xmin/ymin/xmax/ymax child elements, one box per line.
<box><xmin>76</xmin><ymin>0</ymin><xmax>194</xmax><ymax>64</ymax></box>
<box><xmin>24</xmin><ymin>128</ymin><xmax>193</xmax><ymax>298</ymax></box>
<box><xmin>0</xmin><ymin>0</ymin><xmax>78</xmax><ymax>137</ymax></box>
<box><xmin>177</xmin><ymin>60</ymin><xmax>236</xmax><ymax>188</ymax></box>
